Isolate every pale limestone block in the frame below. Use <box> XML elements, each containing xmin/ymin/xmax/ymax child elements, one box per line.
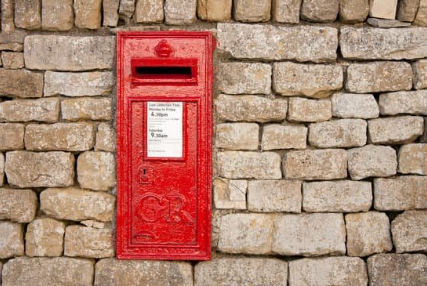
<box><xmin>301</xmin><ymin>0</ymin><xmax>339</xmax><ymax>22</ymax></box>
<box><xmin>370</xmin><ymin>0</ymin><xmax>398</xmax><ymax>19</ymax></box>
<box><xmin>414</xmin><ymin>0</ymin><xmax>427</xmax><ymax>26</ymax></box>
<box><xmin>379</xmin><ymin>90</ymin><xmax>427</xmax><ymax>115</ymax></box>
<box><xmin>0</xmin><ymin>123</ymin><xmax>24</xmax><ymax>150</ymax></box>
<box><xmin>1</xmin><ymin>0</ymin><xmax>15</xmax><ymax>33</ymax></box>
<box><xmin>216</xmin><ymin>123</ymin><xmax>259</xmax><ymax>150</ymax></box>
<box><xmin>0</xmin><ymin>188</ymin><xmax>37</xmax><ymax>223</ymax></box>
<box><xmin>272</xmin><ymin>0</ymin><xmax>301</xmax><ymax>23</ymax></box>
<box><xmin>14</xmin><ymin>0</ymin><xmax>41</xmax><ymax>30</ymax></box>
<box><xmin>288</xmin><ymin>98</ymin><xmax>332</xmax><ymax>122</ymax></box>
<box><xmin>103</xmin><ymin>0</ymin><xmax>120</xmax><ymax>26</ymax></box>
<box><xmin>332</xmin><ymin>93</ymin><xmax>379</xmax><ymax>119</ymax></box>
<box><xmin>77</xmin><ymin>151</ymin><xmax>116</xmax><ymax>191</ymax></box>
<box><xmin>398</xmin><ymin>0</ymin><xmax>421</xmax><ymax>22</ymax></box>
<box><xmin>0</xmin><ymin>221</ymin><xmax>24</xmax><ymax>259</ymax></box>
<box><xmin>0</xmin><ymin>69</ymin><xmax>43</xmax><ymax>98</ymax></box>
<box><xmin>42</xmin><ymin>0</ymin><xmax>74</xmax><ymax>31</ymax></box>
<box><xmin>392</xmin><ymin>210</ymin><xmax>427</xmax><ymax>253</ymax></box>
<box><xmin>61</xmin><ymin>98</ymin><xmax>113</xmax><ymax>121</ymax></box>
<box><xmin>1</xmin><ymin>52</ymin><xmax>24</xmax><ymax>69</ymax></box>
<box><xmin>26</xmin><ymin>218</ymin><xmax>65</xmax><ymax>257</ymax></box>
<box><xmin>213</xmin><ymin>179</ymin><xmax>247</xmax><ymax>210</ymax></box>
<box><xmin>0</xmin><ymin>43</ymin><xmax>23</xmax><ymax>52</ymax></box>
<box><xmin>74</xmin><ymin>0</ymin><xmax>102</xmax><ymax>29</ymax></box>
<box><xmin>261</xmin><ymin>124</ymin><xmax>307</xmax><ymax>150</ymax></box>
<box><xmin>164</xmin><ymin>0</ymin><xmax>197</xmax><ymax>25</ymax></box>
<box><xmin>234</xmin><ymin>0</ymin><xmax>271</xmax><ymax>22</ymax></box>
<box><xmin>95</xmin><ymin>123</ymin><xmax>116</xmax><ymax>152</ymax></box>
<box><xmin>340</xmin><ymin>0</ymin><xmax>369</xmax><ymax>22</ymax></box>
<box><xmin>414</xmin><ymin>60</ymin><xmax>427</xmax><ymax>89</ymax></box>
<box><xmin>197</xmin><ymin>0</ymin><xmax>232</xmax><ymax>21</ymax></box>
<box><xmin>65</xmin><ymin>225</ymin><xmax>114</xmax><ymax>258</ymax></box>
<box><xmin>135</xmin><ymin>0</ymin><xmax>163</xmax><ymax>23</ymax></box>
<box><xmin>368</xmin><ymin>116</ymin><xmax>424</xmax><ymax>144</ymax></box>
<box><xmin>0</xmin><ymin>98</ymin><xmax>59</xmax><ymax>123</ymax></box>
<box><xmin>399</xmin><ymin>143</ymin><xmax>427</xmax><ymax>175</ymax></box>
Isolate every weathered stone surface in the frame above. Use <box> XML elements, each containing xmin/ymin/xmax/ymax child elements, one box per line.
<box><xmin>95</xmin><ymin>259</ymin><xmax>193</xmax><ymax>286</ymax></box>
<box><xmin>248</xmin><ymin>180</ymin><xmax>301</xmax><ymax>213</ymax></box>
<box><xmin>42</xmin><ymin>0</ymin><xmax>74</xmax><ymax>31</ymax></box>
<box><xmin>217</xmin><ymin>23</ymin><xmax>338</xmax><ymax>62</ymax></box>
<box><xmin>1</xmin><ymin>0</ymin><xmax>15</xmax><ymax>33</ymax></box>
<box><xmin>6</xmin><ymin>151</ymin><xmax>74</xmax><ymax>188</ymax></box>
<box><xmin>103</xmin><ymin>0</ymin><xmax>120</xmax><ymax>26</ymax></box>
<box><xmin>332</xmin><ymin>93</ymin><xmax>379</xmax><ymax>119</ymax></box>
<box><xmin>414</xmin><ymin>0</ymin><xmax>427</xmax><ymax>26</ymax></box>
<box><xmin>65</xmin><ymin>226</ymin><xmax>114</xmax><ymax>258</ymax></box>
<box><xmin>119</xmin><ymin>0</ymin><xmax>135</xmax><ymax>19</ymax></box>
<box><xmin>2</xmin><ymin>257</ymin><xmax>94</xmax><ymax>286</ymax></box>
<box><xmin>273</xmin><ymin>62</ymin><xmax>342</xmax><ymax>98</ymax></box>
<box><xmin>74</xmin><ymin>0</ymin><xmax>102</xmax><ymax>29</ymax></box>
<box><xmin>272</xmin><ymin>213</ymin><xmax>346</xmax><ymax>256</ymax></box>
<box><xmin>197</xmin><ymin>0</ymin><xmax>231</xmax><ymax>21</ymax></box>
<box><xmin>135</xmin><ymin>0</ymin><xmax>163</xmax><ymax>23</ymax></box>
<box><xmin>216</xmin><ymin>123</ymin><xmax>259</xmax><ymax>151</ymax></box>
<box><xmin>288</xmin><ymin>98</ymin><xmax>332</xmax><ymax>122</ymax></box>
<box><xmin>0</xmin><ymin>188</ymin><xmax>37</xmax><ymax>223</ymax></box>
<box><xmin>25</xmin><ymin>123</ymin><xmax>95</xmax><ymax>151</ymax></box>
<box><xmin>284</xmin><ymin>149</ymin><xmax>347</xmax><ymax>180</ymax></box>
<box><xmin>368</xmin><ymin>254</ymin><xmax>427</xmax><ymax>286</ymax></box>
<box><xmin>77</xmin><ymin>152</ymin><xmax>116</xmax><ymax>191</ymax></box>
<box><xmin>392</xmin><ymin>210</ymin><xmax>427</xmax><ymax>253</ymax></box>
<box><xmin>374</xmin><ymin>176</ymin><xmax>427</xmax><ymax>210</ymax></box>
<box><xmin>348</xmin><ymin>145</ymin><xmax>397</xmax><ymax>180</ymax></box>
<box><xmin>309</xmin><ymin>119</ymin><xmax>367</xmax><ymax>148</ymax></box>
<box><xmin>1</xmin><ymin>52</ymin><xmax>24</xmax><ymax>69</ymax></box>
<box><xmin>303</xmin><ymin>180</ymin><xmax>372</xmax><ymax>213</ymax></box>
<box><xmin>26</xmin><ymin>218</ymin><xmax>65</xmax><ymax>257</ymax></box>
<box><xmin>61</xmin><ymin>98</ymin><xmax>113</xmax><ymax>121</ymax></box>
<box><xmin>0</xmin><ymin>153</ymin><xmax>3</xmax><ymax>186</ymax></box>
<box><xmin>0</xmin><ymin>98</ymin><xmax>59</xmax><ymax>122</ymax></box>
<box><xmin>379</xmin><ymin>90</ymin><xmax>427</xmax><ymax>116</ymax></box>
<box><xmin>0</xmin><ymin>43</ymin><xmax>23</xmax><ymax>52</ymax></box>
<box><xmin>0</xmin><ymin>69</ymin><xmax>43</xmax><ymax>98</ymax></box>
<box><xmin>14</xmin><ymin>0</ymin><xmax>41</xmax><ymax>30</ymax></box>
<box><xmin>213</xmin><ymin>179</ymin><xmax>247</xmax><ymax>210</ymax></box>
<box><xmin>0</xmin><ymin>123</ymin><xmax>24</xmax><ymax>150</ymax></box>
<box><xmin>41</xmin><ymin>188</ymin><xmax>115</xmax><ymax>221</ymax></box>
<box><xmin>289</xmin><ymin>257</ymin><xmax>368</xmax><ymax>286</ymax></box>
<box><xmin>367</xmin><ymin>18</ymin><xmax>411</xmax><ymax>27</ymax></box>
<box><xmin>24</xmin><ymin>36</ymin><xmax>115</xmax><ymax>71</ymax></box>
<box><xmin>164</xmin><ymin>0</ymin><xmax>196</xmax><ymax>24</ymax></box>
<box><xmin>0</xmin><ymin>221</ymin><xmax>24</xmax><ymax>258</ymax></box>
<box><xmin>414</xmin><ymin>60</ymin><xmax>427</xmax><ymax>89</ymax></box>
<box><xmin>370</xmin><ymin>0</ymin><xmax>397</xmax><ymax>19</ymax></box>
<box><xmin>218</xmin><ymin>63</ymin><xmax>271</xmax><ymax>95</ymax></box>
<box><xmin>423</xmin><ymin>119</ymin><xmax>427</xmax><ymax>142</ymax></box>
<box><xmin>95</xmin><ymin>123</ymin><xmax>116</xmax><ymax>152</ymax></box>
<box><xmin>399</xmin><ymin>143</ymin><xmax>427</xmax><ymax>175</ymax></box>
<box><xmin>272</xmin><ymin>0</ymin><xmax>301</xmax><ymax>23</ymax></box>
<box><xmin>234</xmin><ymin>0</ymin><xmax>271</xmax><ymax>22</ymax></box>
<box><xmin>346</xmin><ymin>62</ymin><xmax>412</xmax><ymax>93</ymax></box>
<box><xmin>340</xmin><ymin>0</ymin><xmax>369</xmax><ymax>22</ymax></box>
<box><xmin>340</xmin><ymin>27</ymin><xmax>427</xmax><ymax>60</ymax></box>
<box><xmin>369</xmin><ymin>116</ymin><xmax>424</xmax><ymax>144</ymax></box>
<box><xmin>262</xmin><ymin>124</ymin><xmax>307</xmax><ymax>150</ymax></box>
<box><xmin>217</xmin><ymin>151</ymin><xmax>282</xmax><ymax>179</ymax></box>
<box><xmin>398</xmin><ymin>0</ymin><xmax>421</xmax><ymax>22</ymax></box>
<box><xmin>301</xmin><ymin>0</ymin><xmax>339</xmax><ymax>22</ymax></box>
<box><xmin>195</xmin><ymin>257</ymin><xmax>287</xmax><ymax>286</ymax></box>
<box><xmin>346</xmin><ymin>212</ymin><xmax>393</xmax><ymax>257</ymax></box>
<box><xmin>215</xmin><ymin>95</ymin><xmax>288</xmax><ymax>123</ymax></box>
<box><xmin>44</xmin><ymin>71</ymin><xmax>114</xmax><ymax>97</ymax></box>
<box><xmin>218</xmin><ymin>213</ymin><xmax>273</xmax><ymax>254</ymax></box>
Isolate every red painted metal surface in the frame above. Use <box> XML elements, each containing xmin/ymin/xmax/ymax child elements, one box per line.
<box><xmin>116</xmin><ymin>32</ymin><xmax>213</xmax><ymax>260</ymax></box>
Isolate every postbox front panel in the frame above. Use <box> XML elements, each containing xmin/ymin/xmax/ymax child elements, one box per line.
<box><xmin>117</xmin><ymin>32</ymin><xmax>213</xmax><ymax>260</ymax></box>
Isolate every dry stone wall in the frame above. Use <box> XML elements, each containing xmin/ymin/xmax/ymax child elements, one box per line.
<box><xmin>0</xmin><ymin>0</ymin><xmax>426</xmax><ymax>285</ymax></box>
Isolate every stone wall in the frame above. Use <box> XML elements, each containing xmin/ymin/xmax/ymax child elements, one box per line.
<box><xmin>0</xmin><ymin>0</ymin><xmax>427</xmax><ymax>285</ymax></box>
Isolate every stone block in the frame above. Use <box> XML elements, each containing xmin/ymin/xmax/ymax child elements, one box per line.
<box><xmin>370</xmin><ymin>0</ymin><xmax>397</xmax><ymax>19</ymax></box>
<box><xmin>414</xmin><ymin>0</ymin><xmax>427</xmax><ymax>26</ymax></box>
<box><xmin>74</xmin><ymin>0</ymin><xmax>102</xmax><ymax>29</ymax></box>
<box><xmin>42</xmin><ymin>0</ymin><xmax>74</xmax><ymax>31</ymax></box>
<box><xmin>216</xmin><ymin>123</ymin><xmax>259</xmax><ymax>150</ymax></box>
<box><xmin>288</xmin><ymin>98</ymin><xmax>332</xmax><ymax>122</ymax></box>
<box><xmin>379</xmin><ymin>90</ymin><xmax>427</xmax><ymax>115</ymax></box>
<box><xmin>367</xmin><ymin>18</ymin><xmax>411</xmax><ymax>27</ymax></box>
<box><xmin>217</xmin><ymin>23</ymin><xmax>338</xmax><ymax>62</ymax></box>
<box><xmin>197</xmin><ymin>0</ymin><xmax>231</xmax><ymax>21</ymax></box>
<box><xmin>332</xmin><ymin>93</ymin><xmax>379</xmax><ymax>119</ymax></box>
<box><xmin>164</xmin><ymin>0</ymin><xmax>197</xmax><ymax>24</ymax></box>
<box><xmin>77</xmin><ymin>151</ymin><xmax>116</xmax><ymax>191</ymax></box>
<box><xmin>234</xmin><ymin>0</ymin><xmax>271</xmax><ymax>22</ymax></box>
<box><xmin>0</xmin><ymin>188</ymin><xmax>37</xmax><ymax>223</ymax></box>
<box><xmin>0</xmin><ymin>123</ymin><xmax>24</xmax><ymax>150</ymax></box>
<box><xmin>309</xmin><ymin>119</ymin><xmax>367</xmax><ymax>148</ymax></box>
<box><xmin>40</xmin><ymin>188</ymin><xmax>115</xmax><ymax>221</ymax></box>
<box><xmin>24</xmin><ymin>36</ymin><xmax>115</xmax><ymax>71</ymax></box>
<box><xmin>289</xmin><ymin>257</ymin><xmax>368</xmax><ymax>286</ymax></box>
<box><xmin>369</xmin><ymin>116</ymin><xmax>424</xmax><ymax>144</ymax></box>
<box><xmin>0</xmin><ymin>69</ymin><xmax>43</xmax><ymax>98</ymax></box>
<box><xmin>261</xmin><ymin>124</ymin><xmax>307</xmax><ymax>150</ymax></box>
<box><xmin>303</xmin><ymin>180</ymin><xmax>372</xmax><ymax>213</ymax></box>
<box><xmin>2</xmin><ymin>257</ymin><xmax>94</xmax><ymax>286</ymax></box>
<box><xmin>392</xmin><ymin>210</ymin><xmax>427</xmax><ymax>253</ymax></box>
<box><xmin>195</xmin><ymin>257</ymin><xmax>287</xmax><ymax>286</ymax></box>
<box><xmin>44</xmin><ymin>71</ymin><xmax>114</xmax><ymax>97</ymax></box>
<box><xmin>218</xmin><ymin>63</ymin><xmax>271</xmax><ymax>94</ymax></box>
<box><xmin>103</xmin><ymin>0</ymin><xmax>120</xmax><ymax>26</ymax></box>
<box><xmin>61</xmin><ymin>98</ymin><xmax>113</xmax><ymax>121</ymax></box>
<box><xmin>348</xmin><ymin>145</ymin><xmax>397</xmax><ymax>180</ymax></box>
<box><xmin>94</xmin><ymin>259</ymin><xmax>192</xmax><ymax>286</ymax></box>
<box><xmin>398</xmin><ymin>0</ymin><xmax>421</xmax><ymax>22</ymax></box>
<box><xmin>0</xmin><ymin>98</ymin><xmax>59</xmax><ymax>122</ymax></box>
<box><xmin>272</xmin><ymin>213</ymin><xmax>346</xmax><ymax>256</ymax></box>
<box><xmin>119</xmin><ymin>0</ymin><xmax>135</xmax><ymax>19</ymax></box>
<box><xmin>0</xmin><ymin>43</ymin><xmax>23</xmax><ymax>52</ymax></box>
<box><xmin>0</xmin><ymin>221</ymin><xmax>24</xmax><ymax>258</ymax></box>
<box><xmin>215</xmin><ymin>95</ymin><xmax>288</xmax><ymax>123</ymax></box>
<box><xmin>26</xmin><ymin>218</ymin><xmax>65</xmax><ymax>257</ymax></box>
<box><xmin>0</xmin><ymin>153</ymin><xmax>3</xmax><ymax>186</ymax></box>
<box><xmin>283</xmin><ymin>149</ymin><xmax>347</xmax><ymax>180</ymax></box>
<box><xmin>95</xmin><ymin>123</ymin><xmax>116</xmax><ymax>152</ymax></box>
<box><xmin>346</xmin><ymin>212</ymin><xmax>393</xmax><ymax>257</ymax></box>
<box><xmin>14</xmin><ymin>0</ymin><xmax>41</xmax><ymax>30</ymax></box>
<box><xmin>414</xmin><ymin>60</ymin><xmax>427</xmax><ymax>89</ymax></box>
<box><xmin>273</xmin><ymin>62</ymin><xmax>342</xmax><ymax>98</ymax></box>
<box><xmin>272</xmin><ymin>0</ymin><xmax>301</xmax><ymax>23</ymax></box>
<box><xmin>399</xmin><ymin>143</ymin><xmax>427</xmax><ymax>175</ymax></box>
<box><xmin>213</xmin><ymin>179</ymin><xmax>247</xmax><ymax>210</ymax></box>
<box><xmin>5</xmin><ymin>151</ymin><xmax>75</xmax><ymax>188</ymax></box>
<box><xmin>65</xmin><ymin>226</ymin><xmax>114</xmax><ymax>258</ymax></box>
<box><xmin>217</xmin><ymin>151</ymin><xmax>282</xmax><ymax>179</ymax></box>
<box><xmin>218</xmin><ymin>213</ymin><xmax>273</xmax><ymax>254</ymax></box>
<box><xmin>346</xmin><ymin>62</ymin><xmax>412</xmax><ymax>93</ymax></box>
<box><xmin>1</xmin><ymin>0</ymin><xmax>15</xmax><ymax>33</ymax></box>
<box><xmin>340</xmin><ymin>0</ymin><xmax>369</xmax><ymax>22</ymax></box>
<box><xmin>301</xmin><ymin>0</ymin><xmax>339</xmax><ymax>22</ymax></box>
<box><xmin>374</xmin><ymin>176</ymin><xmax>427</xmax><ymax>210</ymax></box>
<box><xmin>1</xmin><ymin>52</ymin><xmax>24</xmax><ymax>69</ymax></box>
<box><xmin>248</xmin><ymin>180</ymin><xmax>301</xmax><ymax>213</ymax></box>
<box><xmin>135</xmin><ymin>0</ymin><xmax>163</xmax><ymax>23</ymax></box>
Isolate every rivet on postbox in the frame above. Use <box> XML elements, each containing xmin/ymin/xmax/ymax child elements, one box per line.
<box><xmin>116</xmin><ymin>32</ymin><xmax>214</xmax><ymax>260</ymax></box>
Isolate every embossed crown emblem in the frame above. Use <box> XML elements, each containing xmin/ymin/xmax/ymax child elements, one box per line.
<box><xmin>154</xmin><ymin>40</ymin><xmax>173</xmax><ymax>57</ymax></box>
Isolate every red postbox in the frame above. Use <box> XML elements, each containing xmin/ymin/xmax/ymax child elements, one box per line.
<box><xmin>116</xmin><ymin>32</ymin><xmax>213</xmax><ymax>260</ymax></box>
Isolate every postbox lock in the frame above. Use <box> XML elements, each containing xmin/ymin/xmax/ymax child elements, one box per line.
<box><xmin>155</xmin><ymin>40</ymin><xmax>173</xmax><ymax>57</ymax></box>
